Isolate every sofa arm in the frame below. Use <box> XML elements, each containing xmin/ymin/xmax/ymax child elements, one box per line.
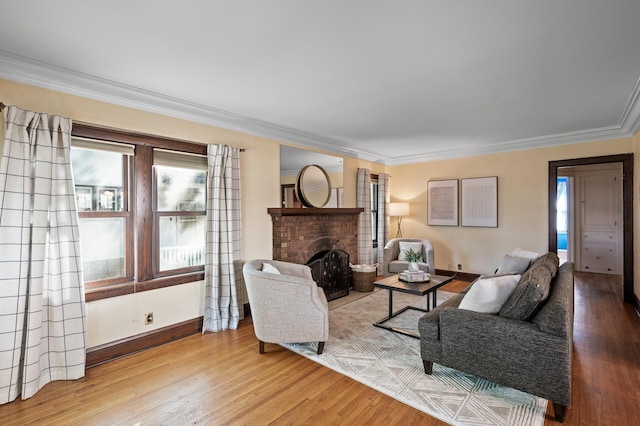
<box><xmin>439</xmin><ymin>307</ymin><xmax>571</xmax><ymax>406</ymax></box>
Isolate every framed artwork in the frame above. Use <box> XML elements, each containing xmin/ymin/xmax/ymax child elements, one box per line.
<box><xmin>427</xmin><ymin>179</ymin><xmax>459</xmax><ymax>226</ymax></box>
<box><xmin>461</xmin><ymin>177</ymin><xmax>498</xmax><ymax>227</ymax></box>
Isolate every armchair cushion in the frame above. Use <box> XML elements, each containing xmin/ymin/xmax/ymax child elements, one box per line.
<box><xmin>398</xmin><ymin>241</ymin><xmax>424</xmax><ymax>261</ymax></box>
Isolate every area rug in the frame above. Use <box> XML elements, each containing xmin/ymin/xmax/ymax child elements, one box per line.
<box><xmin>283</xmin><ymin>290</ymin><xmax>546</xmax><ymax>426</ymax></box>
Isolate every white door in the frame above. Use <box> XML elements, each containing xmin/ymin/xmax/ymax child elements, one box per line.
<box><xmin>576</xmin><ymin>166</ymin><xmax>623</xmax><ymax>274</ymax></box>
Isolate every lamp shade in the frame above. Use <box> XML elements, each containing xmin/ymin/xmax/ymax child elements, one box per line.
<box><xmin>389</xmin><ymin>202</ymin><xmax>410</xmax><ymax>217</ymax></box>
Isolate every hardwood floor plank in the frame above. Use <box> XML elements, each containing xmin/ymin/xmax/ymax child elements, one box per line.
<box><xmin>0</xmin><ymin>274</ymin><xmax>638</xmax><ymax>425</ymax></box>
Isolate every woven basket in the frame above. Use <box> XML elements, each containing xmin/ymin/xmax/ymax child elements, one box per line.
<box><xmin>352</xmin><ymin>270</ymin><xmax>376</xmax><ymax>292</ymax></box>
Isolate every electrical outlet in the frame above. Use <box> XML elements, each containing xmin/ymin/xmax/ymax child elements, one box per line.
<box><xmin>457</xmin><ymin>264</ymin><xmax>462</xmax><ymax>271</ymax></box>
<box><xmin>145</xmin><ymin>312</ymin><xmax>154</xmax><ymax>325</ymax></box>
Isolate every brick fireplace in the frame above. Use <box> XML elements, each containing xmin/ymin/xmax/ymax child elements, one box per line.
<box><xmin>268</xmin><ymin>207</ymin><xmax>363</xmax><ymax>299</ymax></box>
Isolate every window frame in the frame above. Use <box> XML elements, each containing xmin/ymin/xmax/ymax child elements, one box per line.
<box><xmin>370</xmin><ymin>174</ymin><xmax>379</xmax><ymax>248</ymax></box>
<box><xmin>72</xmin><ymin>124</ymin><xmax>207</xmax><ymax>302</ymax></box>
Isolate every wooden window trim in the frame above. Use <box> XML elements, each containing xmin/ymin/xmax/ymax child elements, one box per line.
<box><xmin>72</xmin><ymin>124</ymin><xmax>207</xmax><ymax>302</ymax></box>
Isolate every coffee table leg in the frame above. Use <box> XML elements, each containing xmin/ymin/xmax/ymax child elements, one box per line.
<box><xmin>432</xmin><ymin>289</ymin><xmax>437</xmax><ymax>309</ymax></box>
<box><xmin>388</xmin><ymin>289</ymin><xmax>393</xmax><ymax>318</ymax></box>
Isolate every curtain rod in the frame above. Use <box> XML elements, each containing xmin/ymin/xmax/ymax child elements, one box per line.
<box><xmin>0</xmin><ymin>104</ymin><xmax>245</xmax><ymax>151</ymax></box>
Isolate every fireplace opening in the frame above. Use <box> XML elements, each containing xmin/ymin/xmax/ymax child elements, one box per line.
<box><xmin>306</xmin><ymin>249</ymin><xmax>350</xmax><ymax>301</ymax></box>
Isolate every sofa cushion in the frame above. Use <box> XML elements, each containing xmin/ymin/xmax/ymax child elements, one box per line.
<box><xmin>398</xmin><ymin>241</ymin><xmax>424</xmax><ymax>261</ymax></box>
<box><xmin>495</xmin><ymin>255</ymin><xmax>531</xmax><ymax>275</ymax></box>
<box><xmin>459</xmin><ymin>274</ymin><xmax>521</xmax><ymax>314</ymax></box>
<box><xmin>499</xmin><ymin>252</ymin><xmax>559</xmax><ymax>321</ymax></box>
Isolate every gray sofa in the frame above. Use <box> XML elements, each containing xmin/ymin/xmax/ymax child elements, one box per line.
<box><xmin>418</xmin><ymin>253</ymin><xmax>574</xmax><ymax>422</ymax></box>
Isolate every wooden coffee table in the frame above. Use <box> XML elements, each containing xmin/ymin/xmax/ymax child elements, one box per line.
<box><xmin>373</xmin><ymin>273</ymin><xmax>454</xmax><ymax>338</ymax></box>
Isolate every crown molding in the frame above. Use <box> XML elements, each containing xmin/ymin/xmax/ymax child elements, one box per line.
<box><xmin>1</xmin><ymin>50</ymin><xmax>638</xmax><ymax>167</ymax></box>
<box><xmin>0</xmin><ymin>50</ymin><xmax>383</xmax><ymax>162</ymax></box>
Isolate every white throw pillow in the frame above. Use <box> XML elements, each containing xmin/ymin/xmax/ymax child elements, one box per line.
<box><xmin>262</xmin><ymin>263</ymin><xmax>281</xmax><ymax>274</ymax></box>
<box><xmin>511</xmin><ymin>248</ymin><xmax>539</xmax><ymax>261</ymax></box>
<box><xmin>398</xmin><ymin>242</ymin><xmax>424</xmax><ymax>261</ymax></box>
<box><xmin>458</xmin><ymin>274</ymin><xmax>521</xmax><ymax>314</ymax></box>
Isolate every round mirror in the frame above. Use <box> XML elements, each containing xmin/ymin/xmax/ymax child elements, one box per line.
<box><xmin>295</xmin><ymin>164</ymin><xmax>332</xmax><ymax>208</ymax></box>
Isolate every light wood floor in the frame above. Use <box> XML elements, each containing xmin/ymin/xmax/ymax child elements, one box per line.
<box><xmin>0</xmin><ymin>273</ymin><xmax>638</xmax><ymax>425</ymax></box>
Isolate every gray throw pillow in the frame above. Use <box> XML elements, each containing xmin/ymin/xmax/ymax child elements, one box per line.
<box><xmin>495</xmin><ymin>254</ymin><xmax>531</xmax><ymax>275</ymax></box>
<box><xmin>499</xmin><ymin>252</ymin><xmax>559</xmax><ymax>320</ymax></box>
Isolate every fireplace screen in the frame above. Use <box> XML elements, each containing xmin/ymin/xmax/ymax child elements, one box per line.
<box><xmin>306</xmin><ymin>249</ymin><xmax>350</xmax><ymax>301</ymax></box>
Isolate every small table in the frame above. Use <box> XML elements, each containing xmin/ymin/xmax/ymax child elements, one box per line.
<box><xmin>373</xmin><ymin>274</ymin><xmax>454</xmax><ymax>338</ymax></box>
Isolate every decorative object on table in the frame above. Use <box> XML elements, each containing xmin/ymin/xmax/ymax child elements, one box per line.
<box><xmin>349</xmin><ymin>263</ymin><xmax>378</xmax><ymax>292</ymax></box>
<box><xmin>403</xmin><ymin>247</ymin><xmax>423</xmax><ymax>272</ymax></box>
<box><xmin>388</xmin><ymin>202</ymin><xmax>410</xmax><ymax>237</ymax></box>
<box><xmin>399</xmin><ymin>270</ymin><xmax>431</xmax><ymax>282</ymax></box>
<box><xmin>382</xmin><ymin>238</ymin><xmax>435</xmax><ymax>277</ymax></box>
<box><xmin>427</xmin><ymin>179</ymin><xmax>458</xmax><ymax>226</ymax></box>
<box><xmin>461</xmin><ymin>176</ymin><xmax>498</xmax><ymax>227</ymax></box>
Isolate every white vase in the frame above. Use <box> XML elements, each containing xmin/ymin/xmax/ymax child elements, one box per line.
<box><xmin>408</xmin><ymin>262</ymin><xmax>420</xmax><ymax>272</ymax></box>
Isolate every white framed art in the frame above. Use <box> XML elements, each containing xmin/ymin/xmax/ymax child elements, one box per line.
<box><xmin>461</xmin><ymin>176</ymin><xmax>498</xmax><ymax>227</ymax></box>
<box><xmin>427</xmin><ymin>179</ymin><xmax>459</xmax><ymax>226</ymax></box>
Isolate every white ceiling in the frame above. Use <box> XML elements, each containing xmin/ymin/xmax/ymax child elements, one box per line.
<box><xmin>1</xmin><ymin>1</ymin><xmax>640</xmax><ymax>165</ymax></box>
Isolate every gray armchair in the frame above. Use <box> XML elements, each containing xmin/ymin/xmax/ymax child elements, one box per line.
<box><xmin>242</xmin><ymin>259</ymin><xmax>329</xmax><ymax>354</ymax></box>
<box><xmin>382</xmin><ymin>238</ymin><xmax>435</xmax><ymax>277</ymax></box>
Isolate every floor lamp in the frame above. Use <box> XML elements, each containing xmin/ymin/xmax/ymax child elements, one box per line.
<box><xmin>389</xmin><ymin>202</ymin><xmax>410</xmax><ymax>238</ymax></box>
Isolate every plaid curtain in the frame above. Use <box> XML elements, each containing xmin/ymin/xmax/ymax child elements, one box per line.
<box><xmin>377</xmin><ymin>173</ymin><xmax>390</xmax><ymax>274</ymax></box>
<box><xmin>356</xmin><ymin>168</ymin><xmax>374</xmax><ymax>264</ymax></box>
<box><xmin>0</xmin><ymin>106</ymin><xmax>86</xmax><ymax>404</ymax></box>
<box><xmin>203</xmin><ymin>144</ymin><xmax>243</xmax><ymax>332</ymax></box>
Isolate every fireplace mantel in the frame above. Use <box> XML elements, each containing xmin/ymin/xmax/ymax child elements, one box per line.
<box><xmin>267</xmin><ymin>208</ymin><xmax>363</xmax><ymax>217</ymax></box>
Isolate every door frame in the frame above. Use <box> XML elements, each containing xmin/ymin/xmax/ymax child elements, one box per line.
<box><xmin>548</xmin><ymin>154</ymin><xmax>634</xmax><ymax>304</ymax></box>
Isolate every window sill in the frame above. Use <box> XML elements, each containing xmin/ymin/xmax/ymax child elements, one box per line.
<box><xmin>85</xmin><ymin>272</ymin><xmax>205</xmax><ymax>302</ymax></box>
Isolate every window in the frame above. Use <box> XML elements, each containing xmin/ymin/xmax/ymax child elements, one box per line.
<box><xmin>370</xmin><ymin>174</ymin><xmax>379</xmax><ymax>247</ymax></box>
<box><xmin>71</xmin><ymin>124</ymin><xmax>208</xmax><ymax>301</ymax></box>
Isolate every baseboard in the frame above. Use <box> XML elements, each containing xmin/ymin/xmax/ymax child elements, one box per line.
<box><xmin>86</xmin><ymin>317</ymin><xmax>203</xmax><ymax>368</ymax></box>
<box><xmin>435</xmin><ymin>269</ymin><xmax>480</xmax><ymax>283</ymax></box>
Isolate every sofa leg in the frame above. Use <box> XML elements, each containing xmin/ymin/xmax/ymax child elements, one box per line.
<box><xmin>317</xmin><ymin>342</ymin><xmax>325</xmax><ymax>355</ymax></box>
<box><xmin>552</xmin><ymin>402</ymin><xmax>567</xmax><ymax>422</ymax></box>
<box><xmin>259</xmin><ymin>340</ymin><xmax>265</xmax><ymax>354</ymax></box>
<box><xmin>422</xmin><ymin>360</ymin><xmax>433</xmax><ymax>374</ymax></box>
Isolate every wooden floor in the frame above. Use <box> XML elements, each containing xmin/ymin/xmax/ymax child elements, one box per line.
<box><xmin>0</xmin><ymin>273</ymin><xmax>638</xmax><ymax>425</ymax></box>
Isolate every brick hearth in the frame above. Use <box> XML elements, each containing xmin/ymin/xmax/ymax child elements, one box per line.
<box><xmin>267</xmin><ymin>208</ymin><xmax>363</xmax><ymax>265</ymax></box>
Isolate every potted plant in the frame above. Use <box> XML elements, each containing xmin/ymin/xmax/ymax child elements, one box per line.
<box><xmin>404</xmin><ymin>248</ymin><xmax>423</xmax><ymax>272</ymax></box>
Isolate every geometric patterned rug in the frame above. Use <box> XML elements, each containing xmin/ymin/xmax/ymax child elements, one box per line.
<box><xmin>282</xmin><ymin>290</ymin><xmax>546</xmax><ymax>426</ymax></box>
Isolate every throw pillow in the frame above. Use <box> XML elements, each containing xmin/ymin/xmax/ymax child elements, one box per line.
<box><xmin>511</xmin><ymin>248</ymin><xmax>539</xmax><ymax>261</ymax></box>
<box><xmin>499</xmin><ymin>252</ymin><xmax>559</xmax><ymax>320</ymax></box>
<box><xmin>495</xmin><ymin>254</ymin><xmax>531</xmax><ymax>275</ymax></box>
<box><xmin>458</xmin><ymin>274</ymin><xmax>521</xmax><ymax>314</ymax></box>
<box><xmin>398</xmin><ymin>241</ymin><xmax>423</xmax><ymax>261</ymax></box>
<box><xmin>262</xmin><ymin>263</ymin><xmax>281</xmax><ymax>274</ymax></box>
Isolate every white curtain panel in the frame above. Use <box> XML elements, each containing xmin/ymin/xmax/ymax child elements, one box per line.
<box><xmin>377</xmin><ymin>173</ymin><xmax>390</xmax><ymax>274</ymax></box>
<box><xmin>203</xmin><ymin>144</ymin><xmax>243</xmax><ymax>332</ymax></box>
<box><xmin>356</xmin><ymin>168</ymin><xmax>374</xmax><ymax>264</ymax></box>
<box><xmin>0</xmin><ymin>106</ymin><xmax>86</xmax><ymax>404</ymax></box>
